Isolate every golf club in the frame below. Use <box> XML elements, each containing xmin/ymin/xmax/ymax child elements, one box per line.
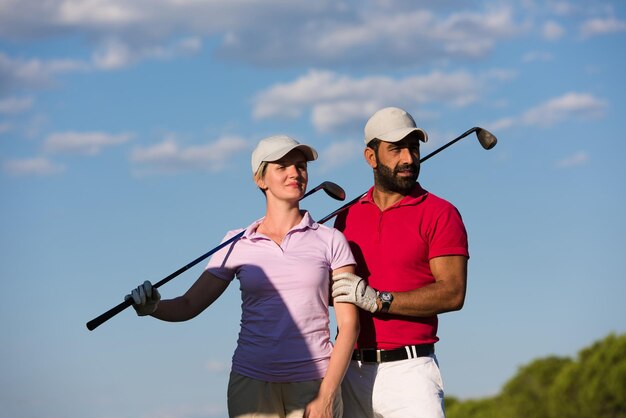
<box><xmin>317</xmin><ymin>127</ymin><xmax>497</xmax><ymax>225</ymax></box>
<box><xmin>86</xmin><ymin>181</ymin><xmax>346</xmax><ymax>331</ymax></box>
<box><xmin>302</xmin><ymin>180</ymin><xmax>346</xmax><ymax>201</ymax></box>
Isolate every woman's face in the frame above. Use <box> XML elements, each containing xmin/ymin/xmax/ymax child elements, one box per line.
<box><xmin>256</xmin><ymin>149</ymin><xmax>308</xmax><ymax>202</ymax></box>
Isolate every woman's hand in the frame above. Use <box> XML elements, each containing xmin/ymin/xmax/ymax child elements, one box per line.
<box><xmin>304</xmin><ymin>392</ymin><xmax>334</xmax><ymax>418</ymax></box>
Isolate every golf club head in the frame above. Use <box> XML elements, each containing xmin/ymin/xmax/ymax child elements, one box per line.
<box><xmin>476</xmin><ymin>128</ymin><xmax>497</xmax><ymax>150</ymax></box>
<box><xmin>321</xmin><ymin>181</ymin><xmax>346</xmax><ymax>201</ymax></box>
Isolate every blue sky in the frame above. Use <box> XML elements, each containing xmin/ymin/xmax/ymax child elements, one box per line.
<box><xmin>1</xmin><ymin>1</ymin><xmax>625</xmax><ymax>417</ymax></box>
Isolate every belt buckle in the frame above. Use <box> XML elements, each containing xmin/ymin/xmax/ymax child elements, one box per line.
<box><xmin>376</xmin><ymin>350</ymin><xmax>382</xmax><ymax>363</ymax></box>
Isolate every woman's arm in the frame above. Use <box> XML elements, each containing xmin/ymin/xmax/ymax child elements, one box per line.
<box><xmin>151</xmin><ymin>269</ymin><xmax>229</xmax><ymax>322</ymax></box>
<box><xmin>305</xmin><ymin>264</ymin><xmax>360</xmax><ymax>417</ymax></box>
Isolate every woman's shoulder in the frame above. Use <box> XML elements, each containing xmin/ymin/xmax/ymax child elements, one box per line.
<box><xmin>309</xmin><ymin>221</ymin><xmax>349</xmax><ymax>243</ymax></box>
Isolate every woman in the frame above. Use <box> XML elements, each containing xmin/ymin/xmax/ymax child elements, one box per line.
<box><xmin>127</xmin><ymin>135</ymin><xmax>359</xmax><ymax>417</ymax></box>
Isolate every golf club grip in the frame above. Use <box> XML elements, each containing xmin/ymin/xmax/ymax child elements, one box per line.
<box><xmin>86</xmin><ymin>298</ymin><xmax>134</xmax><ymax>331</ymax></box>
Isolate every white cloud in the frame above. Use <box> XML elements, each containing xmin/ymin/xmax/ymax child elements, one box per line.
<box><xmin>130</xmin><ymin>135</ymin><xmax>249</xmax><ymax>173</ymax></box>
<box><xmin>91</xmin><ymin>40</ymin><xmax>133</xmax><ymax>70</ymax></box>
<box><xmin>205</xmin><ymin>359</ymin><xmax>229</xmax><ymax>373</ymax></box>
<box><xmin>488</xmin><ymin>117</ymin><xmax>516</xmax><ymax>132</ymax></box>
<box><xmin>556</xmin><ymin>151</ymin><xmax>589</xmax><ymax>168</ymax></box>
<box><xmin>0</xmin><ymin>35</ymin><xmax>202</xmax><ymax>94</ymax></box>
<box><xmin>0</xmin><ymin>52</ymin><xmax>88</xmax><ymax>94</ymax></box>
<box><xmin>542</xmin><ymin>21</ymin><xmax>565</xmax><ymax>40</ymax></box>
<box><xmin>3</xmin><ymin>157</ymin><xmax>65</xmax><ymax>176</ymax></box>
<box><xmin>522</xmin><ymin>51</ymin><xmax>553</xmax><ymax>63</ymax></box>
<box><xmin>0</xmin><ymin>96</ymin><xmax>34</xmax><ymax>114</ymax></box>
<box><xmin>548</xmin><ymin>1</ymin><xmax>578</xmax><ymax>17</ymax></box>
<box><xmin>521</xmin><ymin>92</ymin><xmax>607</xmax><ymax>127</ymax></box>
<box><xmin>311</xmin><ymin>102</ymin><xmax>380</xmax><ymax>134</ymax></box>
<box><xmin>0</xmin><ymin>122</ymin><xmax>11</xmax><ymax>134</ymax></box>
<box><xmin>487</xmin><ymin>92</ymin><xmax>608</xmax><ymax>130</ymax></box>
<box><xmin>43</xmin><ymin>131</ymin><xmax>134</xmax><ymax>155</ymax></box>
<box><xmin>1</xmin><ymin>1</ymin><xmax>523</xmax><ymax>71</ymax></box>
<box><xmin>254</xmin><ymin>69</ymin><xmax>484</xmax><ymax>133</ymax></box>
<box><xmin>0</xmin><ymin>0</ymin><xmax>323</xmax><ymax>40</ymax></box>
<box><xmin>92</xmin><ymin>36</ymin><xmax>202</xmax><ymax>70</ymax></box>
<box><xmin>484</xmin><ymin>68</ymin><xmax>518</xmax><ymax>82</ymax></box>
<box><xmin>218</xmin><ymin>6</ymin><xmax>522</xmax><ymax>67</ymax></box>
<box><xmin>317</xmin><ymin>140</ymin><xmax>363</xmax><ymax>173</ymax></box>
<box><xmin>57</xmin><ymin>0</ymin><xmax>141</xmax><ymax>27</ymax></box>
<box><xmin>580</xmin><ymin>16</ymin><xmax>626</xmax><ymax>38</ymax></box>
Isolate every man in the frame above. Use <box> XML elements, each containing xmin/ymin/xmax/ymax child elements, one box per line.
<box><xmin>332</xmin><ymin>107</ymin><xmax>469</xmax><ymax>418</ymax></box>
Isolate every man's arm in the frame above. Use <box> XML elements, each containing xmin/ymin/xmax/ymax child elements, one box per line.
<box><xmin>332</xmin><ymin>255</ymin><xmax>467</xmax><ymax>318</ymax></box>
<box><xmin>378</xmin><ymin>255</ymin><xmax>467</xmax><ymax>317</ymax></box>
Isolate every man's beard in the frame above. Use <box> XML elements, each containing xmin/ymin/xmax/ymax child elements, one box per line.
<box><xmin>374</xmin><ymin>161</ymin><xmax>419</xmax><ymax>195</ymax></box>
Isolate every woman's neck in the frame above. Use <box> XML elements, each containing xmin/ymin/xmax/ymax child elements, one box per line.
<box><xmin>258</xmin><ymin>201</ymin><xmax>303</xmax><ymax>244</ymax></box>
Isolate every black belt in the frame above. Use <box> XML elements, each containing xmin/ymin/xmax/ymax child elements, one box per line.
<box><xmin>352</xmin><ymin>344</ymin><xmax>434</xmax><ymax>363</ymax></box>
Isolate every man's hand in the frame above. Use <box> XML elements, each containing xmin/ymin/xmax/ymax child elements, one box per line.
<box><xmin>125</xmin><ymin>280</ymin><xmax>161</xmax><ymax>316</ymax></box>
<box><xmin>332</xmin><ymin>272</ymin><xmax>378</xmax><ymax>313</ymax></box>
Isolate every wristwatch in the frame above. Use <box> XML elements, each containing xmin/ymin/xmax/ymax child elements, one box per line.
<box><xmin>378</xmin><ymin>291</ymin><xmax>394</xmax><ymax>313</ymax></box>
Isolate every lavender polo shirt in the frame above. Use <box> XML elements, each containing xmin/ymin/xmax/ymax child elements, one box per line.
<box><xmin>206</xmin><ymin>211</ymin><xmax>355</xmax><ymax>382</ymax></box>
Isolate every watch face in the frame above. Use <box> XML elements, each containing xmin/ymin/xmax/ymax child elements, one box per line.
<box><xmin>379</xmin><ymin>291</ymin><xmax>393</xmax><ymax>313</ymax></box>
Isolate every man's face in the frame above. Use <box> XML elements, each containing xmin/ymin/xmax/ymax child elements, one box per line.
<box><xmin>371</xmin><ymin>134</ymin><xmax>421</xmax><ymax>195</ymax></box>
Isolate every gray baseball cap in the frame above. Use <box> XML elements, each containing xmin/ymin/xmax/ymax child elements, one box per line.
<box><xmin>364</xmin><ymin>107</ymin><xmax>428</xmax><ymax>145</ymax></box>
<box><xmin>251</xmin><ymin>135</ymin><xmax>318</xmax><ymax>174</ymax></box>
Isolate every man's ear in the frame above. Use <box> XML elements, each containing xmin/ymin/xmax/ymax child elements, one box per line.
<box><xmin>364</xmin><ymin>147</ymin><xmax>377</xmax><ymax>169</ymax></box>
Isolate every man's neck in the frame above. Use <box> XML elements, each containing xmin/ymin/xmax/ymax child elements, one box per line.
<box><xmin>372</xmin><ymin>185</ymin><xmax>408</xmax><ymax>211</ymax></box>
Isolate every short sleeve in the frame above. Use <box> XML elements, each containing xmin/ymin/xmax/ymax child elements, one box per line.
<box><xmin>330</xmin><ymin>228</ymin><xmax>356</xmax><ymax>270</ymax></box>
<box><xmin>205</xmin><ymin>229</ymin><xmax>244</xmax><ymax>282</ymax></box>
<box><xmin>428</xmin><ymin>204</ymin><xmax>469</xmax><ymax>260</ymax></box>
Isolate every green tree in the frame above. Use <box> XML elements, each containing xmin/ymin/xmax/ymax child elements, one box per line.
<box><xmin>446</xmin><ymin>396</ymin><xmax>500</xmax><ymax>418</ymax></box>
<box><xmin>548</xmin><ymin>333</ymin><xmax>626</xmax><ymax>418</ymax></box>
<box><xmin>445</xmin><ymin>333</ymin><xmax>626</xmax><ymax>418</ymax></box>
<box><xmin>497</xmin><ymin>356</ymin><xmax>572</xmax><ymax>418</ymax></box>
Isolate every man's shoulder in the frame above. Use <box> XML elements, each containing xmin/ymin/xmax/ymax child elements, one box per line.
<box><xmin>423</xmin><ymin>190</ymin><xmax>457</xmax><ymax>208</ymax></box>
<box><xmin>414</xmin><ymin>185</ymin><xmax>459</xmax><ymax>210</ymax></box>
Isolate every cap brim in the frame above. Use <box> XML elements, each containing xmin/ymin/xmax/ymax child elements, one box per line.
<box><xmin>375</xmin><ymin>127</ymin><xmax>428</xmax><ymax>143</ymax></box>
<box><xmin>263</xmin><ymin>144</ymin><xmax>318</xmax><ymax>164</ymax></box>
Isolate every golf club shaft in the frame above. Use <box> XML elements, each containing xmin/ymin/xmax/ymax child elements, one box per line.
<box><xmin>419</xmin><ymin>127</ymin><xmax>479</xmax><ymax>164</ymax></box>
<box><xmin>317</xmin><ymin>127</ymin><xmax>491</xmax><ymax>225</ymax></box>
<box><xmin>86</xmin><ymin>181</ymin><xmax>342</xmax><ymax>331</ymax></box>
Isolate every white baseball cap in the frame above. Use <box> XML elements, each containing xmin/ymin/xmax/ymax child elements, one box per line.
<box><xmin>364</xmin><ymin>107</ymin><xmax>428</xmax><ymax>145</ymax></box>
<box><xmin>251</xmin><ymin>135</ymin><xmax>318</xmax><ymax>174</ymax></box>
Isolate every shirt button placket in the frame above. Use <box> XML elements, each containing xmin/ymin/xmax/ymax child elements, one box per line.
<box><xmin>377</xmin><ymin>211</ymin><xmax>383</xmax><ymax>243</ymax></box>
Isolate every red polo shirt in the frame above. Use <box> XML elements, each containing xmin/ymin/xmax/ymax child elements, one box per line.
<box><xmin>334</xmin><ymin>183</ymin><xmax>469</xmax><ymax>349</ymax></box>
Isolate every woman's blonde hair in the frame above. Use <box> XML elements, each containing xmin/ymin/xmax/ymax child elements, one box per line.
<box><xmin>254</xmin><ymin>161</ymin><xmax>269</xmax><ymax>194</ymax></box>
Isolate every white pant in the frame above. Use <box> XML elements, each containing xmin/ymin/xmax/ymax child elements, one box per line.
<box><xmin>341</xmin><ymin>354</ymin><xmax>445</xmax><ymax>418</ymax></box>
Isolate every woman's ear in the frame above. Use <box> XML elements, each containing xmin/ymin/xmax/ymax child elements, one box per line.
<box><xmin>254</xmin><ymin>173</ymin><xmax>267</xmax><ymax>190</ymax></box>
<box><xmin>364</xmin><ymin>147</ymin><xmax>377</xmax><ymax>169</ymax></box>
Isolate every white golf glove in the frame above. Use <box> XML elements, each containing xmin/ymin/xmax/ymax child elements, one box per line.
<box><xmin>125</xmin><ymin>280</ymin><xmax>161</xmax><ymax>316</ymax></box>
<box><xmin>332</xmin><ymin>272</ymin><xmax>379</xmax><ymax>313</ymax></box>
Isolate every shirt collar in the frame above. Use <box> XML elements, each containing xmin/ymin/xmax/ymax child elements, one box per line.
<box><xmin>242</xmin><ymin>210</ymin><xmax>318</xmax><ymax>240</ymax></box>
<box><xmin>361</xmin><ymin>182</ymin><xmax>429</xmax><ymax>209</ymax></box>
